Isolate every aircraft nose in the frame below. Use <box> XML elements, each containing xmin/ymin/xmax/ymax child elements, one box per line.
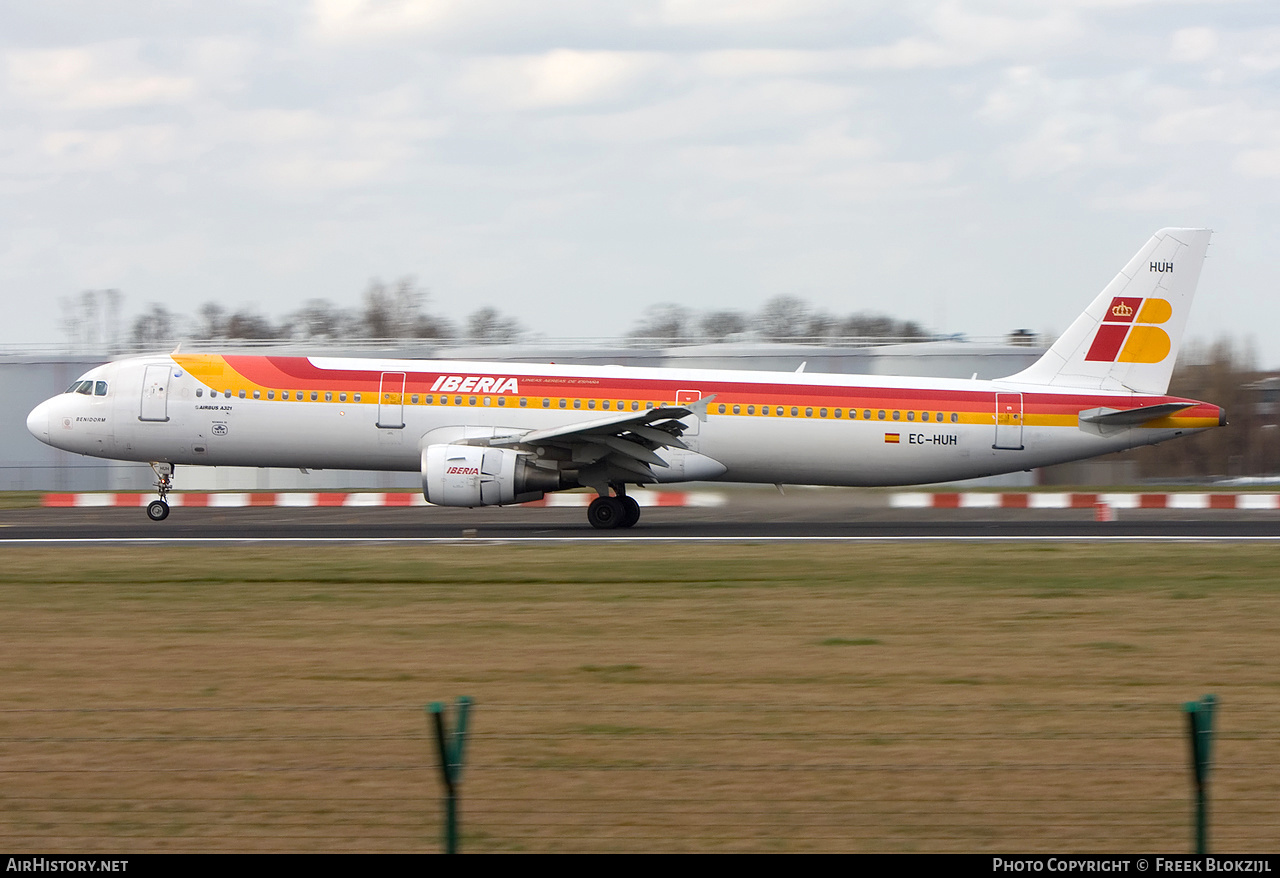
<box><xmin>26</xmin><ymin>400</ymin><xmax>51</xmax><ymax>444</ymax></box>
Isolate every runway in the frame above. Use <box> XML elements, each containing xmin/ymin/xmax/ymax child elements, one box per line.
<box><xmin>6</xmin><ymin>495</ymin><xmax>1280</xmax><ymax>542</ymax></box>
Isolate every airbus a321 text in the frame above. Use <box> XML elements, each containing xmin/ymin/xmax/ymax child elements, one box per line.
<box><xmin>28</xmin><ymin>228</ymin><xmax>1224</xmax><ymax>528</ymax></box>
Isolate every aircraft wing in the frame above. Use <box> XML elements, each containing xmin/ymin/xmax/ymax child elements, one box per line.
<box><xmin>487</xmin><ymin>398</ymin><xmax>713</xmax><ymax>487</ymax></box>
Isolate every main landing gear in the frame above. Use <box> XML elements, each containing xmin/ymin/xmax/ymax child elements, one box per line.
<box><xmin>587</xmin><ymin>486</ymin><xmax>641</xmax><ymax>530</ymax></box>
<box><xmin>147</xmin><ymin>462</ymin><xmax>174</xmax><ymax>522</ymax></box>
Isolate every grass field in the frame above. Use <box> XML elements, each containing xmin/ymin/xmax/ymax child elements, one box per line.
<box><xmin>0</xmin><ymin>542</ymin><xmax>1277</xmax><ymax>853</ymax></box>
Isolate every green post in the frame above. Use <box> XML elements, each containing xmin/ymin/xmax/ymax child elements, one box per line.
<box><xmin>427</xmin><ymin>697</ymin><xmax>472</xmax><ymax>854</ymax></box>
<box><xmin>1183</xmin><ymin>694</ymin><xmax>1217</xmax><ymax>855</ymax></box>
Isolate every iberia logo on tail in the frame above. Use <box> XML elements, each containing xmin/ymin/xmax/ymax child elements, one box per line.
<box><xmin>1084</xmin><ymin>297</ymin><xmax>1173</xmax><ymax>364</ymax></box>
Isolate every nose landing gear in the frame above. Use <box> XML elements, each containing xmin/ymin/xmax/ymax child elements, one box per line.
<box><xmin>147</xmin><ymin>462</ymin><xmax>174</xmax><ymax>521</ymax></box>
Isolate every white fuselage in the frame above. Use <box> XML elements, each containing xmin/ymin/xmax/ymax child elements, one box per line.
<box><xmin>27</xmin><ymin>354</ymin><xmax>1221</xmax><ymax>489</ymax></box>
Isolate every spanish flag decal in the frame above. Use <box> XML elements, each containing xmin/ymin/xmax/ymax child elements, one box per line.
<box><xmin>884</xmin><ymin>433</ymin><xmax>900</xmax><ymax>444</ymax></box>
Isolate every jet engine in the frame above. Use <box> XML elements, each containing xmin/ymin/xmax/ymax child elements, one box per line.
<box><xmin>421</xmin><ymin>444</ymin><xmax>564</xmax><ymax>506</ymax></box>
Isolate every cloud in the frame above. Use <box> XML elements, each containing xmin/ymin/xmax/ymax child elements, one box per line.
<box><xmin>1235</xmin><ymin>147</ymin><xmax>1280</xmax><ymax>179</ymax></box>
<box><xmin>643</xmin><ymin>0</ymin><xmax>843</xmax><ymax>27</ymax></box>
<box><xmin>1169</xmin><ymin>27</ymin><xmax>1219</xmax><ymax>63</ymax></box>
<box><xmin>455</xmin><ymin>49</ymin><xmax>664</xmax><ymax>110</ymax></box>
<box><xmin>4</xmin><ymin>44</ymin><xmax>194</xmax><ymax>110</ymax></box>
<box><xmin>849</xmin><ymin>1</ymin><xmax>1082</xmax><ymax>70</ymax></box>
<box><xmin>309</xmin><ymin>0</ymin><xmax>460</xmax><ymax>41</ymax></box>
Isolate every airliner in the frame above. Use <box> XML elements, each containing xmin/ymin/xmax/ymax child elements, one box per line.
<box><xmin>27</xmin><ymin>228</ymin><xmax>1223</xmax><ymax>528</ymax></box>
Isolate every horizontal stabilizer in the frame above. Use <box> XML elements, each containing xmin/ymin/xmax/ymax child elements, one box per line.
<box><xmin>1079</xmin><ymin>402</ymin><xmax>1194</xmax><ymax>427</ymax></box>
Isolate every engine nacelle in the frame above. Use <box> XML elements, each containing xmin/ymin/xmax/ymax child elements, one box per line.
<box><xmin>422</xmin><ymin>444</ymin><xmax>561</xmax><ymax>507</ymax></box>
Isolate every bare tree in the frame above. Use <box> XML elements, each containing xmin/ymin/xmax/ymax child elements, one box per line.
<box><xmin>360</xmin><ymin>276</ymin><xmax>443</xmax><ymax>338</ymax></box>
<box><xmin>224</xmin><ymin>309</ymin><xmax>280</xmax><ymax>340</ymax></box>
<box><xmin>60</xmin><ymin>289</ymin><xmax>123</xmax><ymax>352</ymax></box>
<box><xmin>839</xmin><ymin>312</ymin><xmax>928</xmax><ymax>340</ymax></box>
<box><xmin>700</xmin><ymin>310</ymin><xmax>748</xmax><ymax>341</ymax></box>
<box><xmin>195</xmin><ymin>303</ymin><xmax>227</xmax><ymax>340</ymax></box>
<box><xmin>629</xmin><ymin>304</ymin><xmax>692</xmax><ymax>343</ymax></box>
<box><xmin>130</xmin><ymin>304</ymin><xmax>177</xmax><ymax>348</ymax></box>
<box><xmin>466</xmin><ymin>307</ymin><xmax>521</xmax><ymax>342</ymax></box>
<box><xmin>757</xmin><ymin>296</ymin><xmax>810</xmax><ymax>341</ymax></box>
<box><xmin>286</xmin><ymin>299</ymin><xmax>350</xmax><ymax>340</ymax></box>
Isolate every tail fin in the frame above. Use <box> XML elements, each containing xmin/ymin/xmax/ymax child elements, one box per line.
<box><xmin>1007</xmin><ymin>228</ymin><xmax>1211</xmax><ymax>394</ymax></box>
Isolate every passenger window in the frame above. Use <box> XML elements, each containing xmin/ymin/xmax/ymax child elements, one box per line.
<box><xmin>819</xmin><ymin>408</ymin><xmax>826</xmax><ymax>418</ymax></box>
<box><xmin>893</xmin><ymin>411</ymin><xmax>900</xmax><ymax>420</ymax></box>
<box><xmin>440</xmin><ymin>395</ymin><xmax>449</xmax><ymax>405</ymax></box>
<box><xmin>497</xmin><ymin>397</ymin><xmax>506</xmax><ymax>406</ymax></box>
<box><xmin>617</xmin><ymin>401</ymin><xmax>624</xmax><ymax>410</ymax></box>
<box><xmin>469</xmin><ymin>396</ymin><xmax>476</xmax><ymax>406</ymax></box>
<box><xmin>354</xmin><ymin>393</ymin><xmax>361</xmax><ymax>402</ymax></box>
<box><xmin>907</xmin><ymin>411</ymin><xmax>914</xmax><ymax>421</ymax></box>
<box><xmin>573</xmin><ymin>399</ymin><xmax>581</xmax><ymax>409</ymax></box>
<box><xmin>588</xmin><ymin>400</ymin><xmax>596</xmax><ymax>409</ymax></box>
<box><xmin>950</xmin><ymin>413</ymin><xmax>958</xmax><ymax>423</ymax></box>
<box><xmin>747</xmin><ymin>405</ymin><xmax>755</xmax><ymax>414</ymax></box>
<box><xmin>267</xmin><ymin>391</ymin><xmax>275</xmax><ymax>400</ymax></box>
<box><xmin>922</xmin><ymin>412</ymin><xmax>929</xmax><ymax>421</ymax></box>
<box><xmin>409</xmin><ymin>394</ymin><xmax>417</xmax><ymax>404</ymax></box>
<box><xmin>520</xmin><ymin>398</ymin><xmax>528</xmax><ymax>407</ymax></box>
<box><xmin>454</xmin><ymin>396</ymin><xmax>462</xmax><ymax>406</ymax></box>
<box><xmin>310</xmin><ymin>392</ymin><xmax>318</xmax><ymax>401</ymax></box>
<box><xmin>253</xmin><ymin>390</ymin><xmax>261</xmax><ymax>399</ymax></box>
<box><xmin>543</xmin><ymin>399</ymin><xmax>550</xmax><ymax>408</ymax></box>
<box><xmin>834</xmin><ymin>408</ymin><xmax>842</xmax><ymax>418</ymax></box>
<box><xmin>483</xmin><ymin>397</ymin><xmax>491</xmax><ymax>406</ymax></box>
<box><xmin>631</xmin><ymin>401</ymin><xmax>639</xmax><ymax>411</ymax></box>
<box><xmin>718</xmin><ymin>404</ymin><xmax>726</xmax><ymax>414</ymax></box>
<box><xmin>733</xmin><ymin>405</ymin><xmax>740</xmax><ymax>414</ymax></box>
<box><xmin>239</xmin><ymin>390</ymin><xmax>247</xmax><ymax>399</ymax></box>
<box><xmin>559</xmin><ymin>399</ymin><xmax>567</xmax><ymax>409</ymax></box>
<box><xmin>602</xmin><ymin>400</ymin><xmax>610</xmax><ymax>410</ymax></box>
<box><xmin>878</xmin><ymin>410</ymin><xmax>885</xmax><ymax>420</ymax></box>
<box><xmin>805</xmin><ymin>407</ymin><xmax>813</xmax><ymax>417</ymax></box>
<box><xmin>776</xmin><ymin>407</ymin><xmax>784</xmax><ymax>416</ymax></box>
<box><xmin>864</xmin><ymin>410</ymin><xmax>871</xmax><ymax>419</ymax></box>
<box><xmin>790</xmin><ymin>407</ymin><xmax>798</xmax><ymax>417</ymax></box>
<box><xmin>325</xmin><ymin>392</ymin><xmax>332</xmax><ymax>402</ymax></box>
<box><xmin>937</xmin><ymin>412</ymin><xmax>944</xmax><ymax>422</ymax></box>
<box><xmin>196</xmin><ymin>388</ymin><xmax>203</xmax><ymax>398</ymax></box>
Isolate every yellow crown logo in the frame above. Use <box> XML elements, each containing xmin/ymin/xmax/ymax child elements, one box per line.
<box><xmin>1111</xmin><ymin>302</ymin><xmax>1133</xmax><ymax>318</ymax></box>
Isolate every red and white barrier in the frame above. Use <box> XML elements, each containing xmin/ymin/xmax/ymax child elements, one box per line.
<box><xmin>890</xmin><ymin>492</ymin><xmax>1280</xmax><ymax>510</ymax></box>
<box><xmin>41</xmin><ymin>491</ymin><xmax>727</xmax><ymax>509</ymax></box>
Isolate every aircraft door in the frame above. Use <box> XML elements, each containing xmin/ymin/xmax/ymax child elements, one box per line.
<box><xmin>139</xmin><ymin>364</ymin><xmax>171</xmax><ymax>422</ymax></box>
<box><xmin>993</xmin><ymin>392</ymin><xmax>1024</xmax><ymax>450</ymax></box>
<box><xmin>676</xmin><ymin>389</ymin><xmax>702</xmax><ymax>449</ymax></box>
<box><xmin>377</xmin><ymin>372</ymin><xmax>406</xmax><ymax>429</ymax></box>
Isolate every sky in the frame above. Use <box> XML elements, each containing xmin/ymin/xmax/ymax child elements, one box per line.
<box><xmin>3</xmin><ymin>1</ymin><xmax>1279</xmax><ymax>362</ymax></box>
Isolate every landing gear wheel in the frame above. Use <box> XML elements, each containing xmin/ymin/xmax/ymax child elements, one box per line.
<box><xmin>619</xmin><ymin>496</ymin><xmax>641</xmax><ymax>528</ymax></box>
<box><xmin>587</xmin><ymin>496</ymin><xmax>625</xmax><ymax>530</ymax></box>
<box><xmin>148</xmin><ymin>462</ymin><xmax>175</xmax><ymax>522</ymax></box>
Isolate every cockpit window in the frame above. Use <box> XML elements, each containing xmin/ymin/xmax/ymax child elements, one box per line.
<box><xmin>94</xmin><ymin>381</ymin><xmax>108</xmax><ymax>396</ymax></box>
<box><xmin>74</xmin><ymin>381</ymin><xmax>93</xmax><ymax>395</ymax></box>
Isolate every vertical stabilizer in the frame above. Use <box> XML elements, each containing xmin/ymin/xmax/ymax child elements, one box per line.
<box><xmin>1007</xmin><ymin>228</ymin><xmax>1211</xmax><ymax>395</ymax></box>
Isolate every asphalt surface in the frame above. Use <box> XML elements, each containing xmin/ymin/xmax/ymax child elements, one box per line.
<box><xmin>6</xmin><ymin>495</ymin><xmax>1280</xmax><ymax>541</ymax></box>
